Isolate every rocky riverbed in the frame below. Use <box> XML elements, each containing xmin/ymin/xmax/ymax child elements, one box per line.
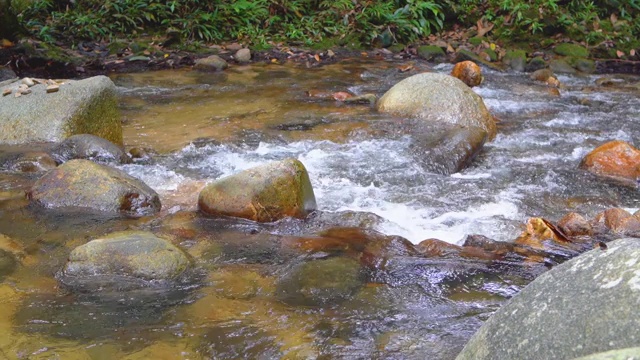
<box><xmin>0</xmin><ymin>58</ymin><xmax>639</xmax><ymax>359</ymax></box>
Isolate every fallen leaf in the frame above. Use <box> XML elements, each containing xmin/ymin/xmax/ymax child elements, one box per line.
<box><xmin>327</xmin><ymin>49</ymin><xmax>335</xmax><ymax>57</ymax></box>
<box><xmin>476</xmin><ymin>19</ymin><xmax>494</xmax><ymax>37</ymax></box>
<box><xmin>1</xmin><ymin>39</ymin><xmax>14</xmax><ymax>48</ymax></box>
<box><xmin>446</xmin><ymin>44</ymin><xmax>455</xmax><ymax>53</ymax></box>
<box><xmin>332</xmin><ymin>91</ymin><xmax>352</xmax><ymax>101</ymax></box>
<box><xmin>360</xmin><ymin>52</ymin><xmax>368</xmax><ymax>57</ymax></box>
<box><xmin>314</xmin><ymin>54</ymin><xmax>320</xmax><ymax>62</ymax></box>
<box><xmin>631</xmin><ymin>49</ymin><xmax>636</xmax><ymax>56</ymax></box>
<box><xmin>616</xmin><ymin>50</ymin><xmax>624</xmax><ymax>58</ymax></box>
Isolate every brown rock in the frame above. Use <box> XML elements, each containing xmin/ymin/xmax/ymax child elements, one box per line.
<box><xmin>530</xmin><ymin>69</ymin><xmax>554</xmax><ymax>82</ymax></box>
<box><xmin>2</xmin><ymin>89</ymin><xmax>10</xmax><ymax>96</ymax></box>
<box><xmin>579</xmin><ymin>140</ymin><xmax>640</xmax><ymax>185</ymax></box>
<box><xmin>451</xmin><ymin>61</ymin><xmax>483</xmax><ymax>87</ymax></box>
<box><xmin>416</xmin><ymin>238</ymin><xmax>462</xmax><ymax>257</ymax></box>
<box><xmin>557</xmin><ymin>212</ymin><xmax>592</xmax><ymax>237</ymax></box>
<box><xmin>46</xmin><ymin>84</ymin><xmax>59</xmax><ymax>93</ymax></box>
<box><xmin>602</xmin><ymin>208</ymin><xmax>640</xmax><ymax>235</ymax></box>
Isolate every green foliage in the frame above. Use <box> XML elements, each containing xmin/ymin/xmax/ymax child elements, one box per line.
<box><xmin>18</xmin><ymin>0</ymin><xmax>446</xmax><ymax>47</ymax></box>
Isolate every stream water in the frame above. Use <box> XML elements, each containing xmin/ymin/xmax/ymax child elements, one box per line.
<box><xmin>0</xmin><ymin>59</ymin><xmax>639</xmax><ymax>359</ymax></box>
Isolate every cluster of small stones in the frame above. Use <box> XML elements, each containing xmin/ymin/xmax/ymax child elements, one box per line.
<box><xmin>2</xmin><ymin>77</ymin><xmax>61</xmax><ymax>97</ymax></box>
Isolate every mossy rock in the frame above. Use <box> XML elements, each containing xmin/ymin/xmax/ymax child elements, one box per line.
<box><xmin>417</xmin><ymin>45</ymin><xmax>446</xmax><ymax>61</ymax></box>
<box><xmin>59</xmin><ymin>230</ymin><xmax>192</xmax><ymax>292</ymax></box>
<box><xmin>0</xmin><ymin>75</ymin><xmax>122</xmax><ymax>145</ymax></box>
<box><xmin>484</xmin><ymin>48</ymin><xmax>498</xmax><ymax>62</ymax></box>
<box><xmin>549</xmin><ymin>58</ymin><xmax>577</xmax><ymax>74</ymax></box>
<box><xmin>29</xmin><ymin>159</ymin><xmax>161</xmax><ymax>216</ymax></box>
<box><xmin>525</xmin><ymin>56</ymin><xmax>547</xmax><ymax>72</ymax></box>
<box><xmin>194</xmin><ymin>55</ymin><xmax>228</xmax><ymax>72</ymax></box>
<box><xmin>566</xmin><ymin>57</ymin><xmax>596</xmax><ymax>73</ymax></box>
<box><xmin>502</xmin><ymin>50</ymin><xmax>527</xmax><ymax>71</ymax></box>
<box><xmin>554</xmin><ymin>43</ymin><xmax>589</xmax><ymax>58</ymax></box>
<box><xmin>198</xmin><ymin>158</ymin><xmax>317</xmax><ymax>222</ymax></box>
<box><xmin>276</xmin><ymin>256</ymin><xmax>364</xmax><ymax>306</ymax></box>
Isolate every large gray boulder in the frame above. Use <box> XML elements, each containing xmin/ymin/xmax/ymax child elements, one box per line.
<box><xmin>198</xmin><ymin>158</ymin><xmax>317</xmax><ymax>222</ymax></box>
<box><xmin>377</xmin><ymin>73</ymin><xmax>496</xmax><ymax>139</ymax></box>
<box><xmin>59</xmin><ymin>231</ymin><xmax>192</xmax><ymax>291</ymax></box>
<box><xmin>456</xmin><ymin>238</ymin><xmax>640</xmax><ymax>360</ymax></box>
<box><xmin>29</xmin><ymin>159</ymin><xmax>160</xmax><ymax>216</ymax></box>
<box><xmin>0</xmin><ymin>75</ymin><xmax>122</xmax><ymax>145</ymax></box>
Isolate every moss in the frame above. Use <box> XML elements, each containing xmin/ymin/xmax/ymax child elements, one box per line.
<box><xmin>388</xmin><ymin>43</ymin><xmax>405</xmax><ymax>53</ymax></box>
<box><xmin>554</xmin><ymin>43</ymin><xmax>589</xmax><ymax>57</ymax></box>
<box><xmin>468</xmin><ymin>36</ymin><xmax>483</xmax><ymax>46</ymax></box>
<box><xmin>66</xmin><ymin>81</ymin><xmax>122</xmax><ymax>145</ymax></box>
<box><xmin>417</xmin><ymin>45</ymin><xmax>445</xmax><ymax>61</ymax></box>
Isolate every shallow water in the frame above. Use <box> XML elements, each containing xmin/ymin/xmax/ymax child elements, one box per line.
<box><xmin>0</xmin><ymin>59</ymin><xmax>639</xmax><ymax>359</ymax></box>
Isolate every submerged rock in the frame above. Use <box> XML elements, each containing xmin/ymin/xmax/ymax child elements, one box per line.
<box><xmin>0</xmin><ymin>150</ymin><xmax>57</xmax><ymax>172</ymax></box>
<box><xmin>198</xmin><ymin>158</ymin><xmax>316</xmax><ymax>222</ymax></box>
<box><xmin>410</xmin><ymin>125</ymin><xmax>488</xmax><ymax>175</ymax></box>
<box><xmin>456</xmin><ymin>237</ymin><xmax>640</xmax><ymax>360</ymax></box>
<box><xmin>451</xmin><ymin>61</ymin><xmax>483</xmax><ymax>87</ymax></box>
<box><xmin>59</xmin><ymin>230</ymin><xmax>192</xmax><ymax>291</ymax></box>
<box><xmin>51</xmin><ymin>134</ymin><xmax>130</xmax><ymax>164</ymax></box>
<box><xmin>29</xmin><ymin>159</ymin><xmax>161</xmax><ymax>216</ymax></box>
<box><xmin>580</xmin><ymin>140</ymin><xmax>640</xmax><ymax>187</ymax></box>
<box><xmin>0</xmin><ymin>75</ymin><xmax>122</xmax><ymax>145</ymax></box>
<box><xmin>0</xmin><ymin>248</ymin><xmax>17</xmax><ymax>280</ymax></box>
<box><xmin>376</xmin><ymin>73</ymin><xmax>497</xmax><ymax>139</ymax></box>
<box><xmin>276</xmin><ymin>256</ymin><xmax>364</xmax><ymax>306</ymax></box>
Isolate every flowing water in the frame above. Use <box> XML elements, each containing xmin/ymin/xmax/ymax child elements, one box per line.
<box><xmin>0</xmin><ymin>59</ymin><xmax>639</xmax><ymax>359</ymax></box>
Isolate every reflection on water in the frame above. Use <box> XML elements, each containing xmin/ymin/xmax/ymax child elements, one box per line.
<box><xmin>0</xmin><ymin>59</ymin><xmax>638</xmax><ymax>358</ymax></box>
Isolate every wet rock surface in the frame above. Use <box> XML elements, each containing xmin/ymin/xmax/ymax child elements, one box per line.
<box><xmin>457</xmin><ymin>237</ymin><xmax>640</xmax><ymax>360</ymax></box>
<box><xmin>59</xmin><ymin>230</ymin><xmax>192</xmax><ymax>291</ymax></box>
<box><xmin>29</xmin><ymin>159</ymin><xmax>161</xmax><ymax>216</ymax></box>
<box><xmin>51</xmin><ymin>134</ymin><xmax>130</xmax><ymax>164</ymax></box>
<box><xmin>198</xmin><ymin>158</ymin><xmax>317</xmax><ymax>222</ymax></box>
<box><xmin>580</xmin><ymin>140</ymin><xmax>640</xmax><ymax>187</ymax></box>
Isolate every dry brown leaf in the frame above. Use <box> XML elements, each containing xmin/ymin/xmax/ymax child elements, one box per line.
<box><xmin>1</xmin><ymin>39</ymin><xmax>14</xmax><ymax>48</ymax></box>
<box><xmin>610</xmin><ymin>13</ymin><xmax>618</xmax><ymax>24</ymax></box>
<box><xmin>616</xmin><ymin>50</ymin><xmax>624</xmax><ymax>58</ymax></box>
<box><xmin>314</xmin><ymin>54</ymin><xmax>320</xmax><ymax>62</ymax></box>
<box><xmin>476</xmin><ymin>19</ymin><xmax>494</xmax><ymax>37</ymax></box>
<box><xmin>446</xmin><ymin>44</ymin><xmax>455</xmax><ymax>53</ymax></box>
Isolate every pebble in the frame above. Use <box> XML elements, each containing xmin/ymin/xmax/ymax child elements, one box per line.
<box><xmin>2</xmin><ymin>89</ymin><xmax>10</xmax><ymax>96</ymax></box>
<box><xmin>21</xmin><ymin>77</ymin><xmax>35</xmax><ymax>87</ymax></box>
<box><xmin>46</xmin><ymin>84</ymin><xmax>60</xmax><ymax>93</ymax></box>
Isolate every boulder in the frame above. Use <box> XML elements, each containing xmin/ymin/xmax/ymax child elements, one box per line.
<box><xmin>51</xmin><ymin>134</ymin><xmax>129</xmax><ymax>164</ymax></box>
<box><xmin>376</xmin><ymin>73</ymin><xmax>497</xmax><ymax>139</ymax></box>
<box><xmin>550</xmin><ymin>59</ymin><xmax>577</xmax><ymax>74</ymax></box>
<box><xmin>194</xmin><ymin>55</ymin><xmax>228</xmax><ymax>71</ymax></box>
<box><xmin>580</xmin><ymin>140</ymin><xmax>640</xmax><ymax>186</ymax></box>
<box><xmin>276</xmin><ymin>256</ymin><xmax>364</xmax><ymax>306</ymax></box>
<box><xmin>198</xmin><ymin>158</ymin><xmax>316</xmax><ymax>222</ymax></box>
<box><xmin>0</xmin><ymin>76</ymin><xmax>122</xmax><ymax>145</ymax></box>
<box><xmin>59</xmin><ymin>230</ymin><xmax>192</xmax><ymax>291</ymax></box>
<box><xmin>451</xmin><ymin>61</ymin><xmax>483</xmax><ymax>87</ymax></box>
<box><xmin>573</xmin><ymin>347</ymin><xmax>640</xmax><ymax>360</ymax></box>
<box><xmin>29</xmin><ymin>159</ymin><xmax>161</xmax><ymax>216</ymax></box>
<box><xmin>525</xmin><ymin>56</ymin><xmax>547</xmax><ymax>72</ymax></box>
<box><xmin>456</xmin><ymin>238</ymin><xmax>640</xmax><ymax>360</ymax></box>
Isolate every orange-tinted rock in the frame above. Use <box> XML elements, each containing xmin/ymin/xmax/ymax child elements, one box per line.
<box><xmin>451</xmin><ymin>61</ymin><xmax>483</xmax><ymax>87</ymax></box>
<box><xmin>417</xmin><ymin>238</ymin><xmax>462</xmax><ymax>257</ymax></box>
<box><xmin>514</xmin><ymin>217</ymin><xmax>570</xmax><ymax>250</ymax></box>
<box><xmin>600</xmin><ymin>208</ymin><xmax>640</xmax><ymax>235</ymax></box>
<box><xmin>579</xmin><ymin>140</ymin><xmax>640</xmax><ymax>185</ymax></box>
<box><xmin>557</xmin><ymin>212</ymin><xmax>592</xmax><ymax>237</ymax></box>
